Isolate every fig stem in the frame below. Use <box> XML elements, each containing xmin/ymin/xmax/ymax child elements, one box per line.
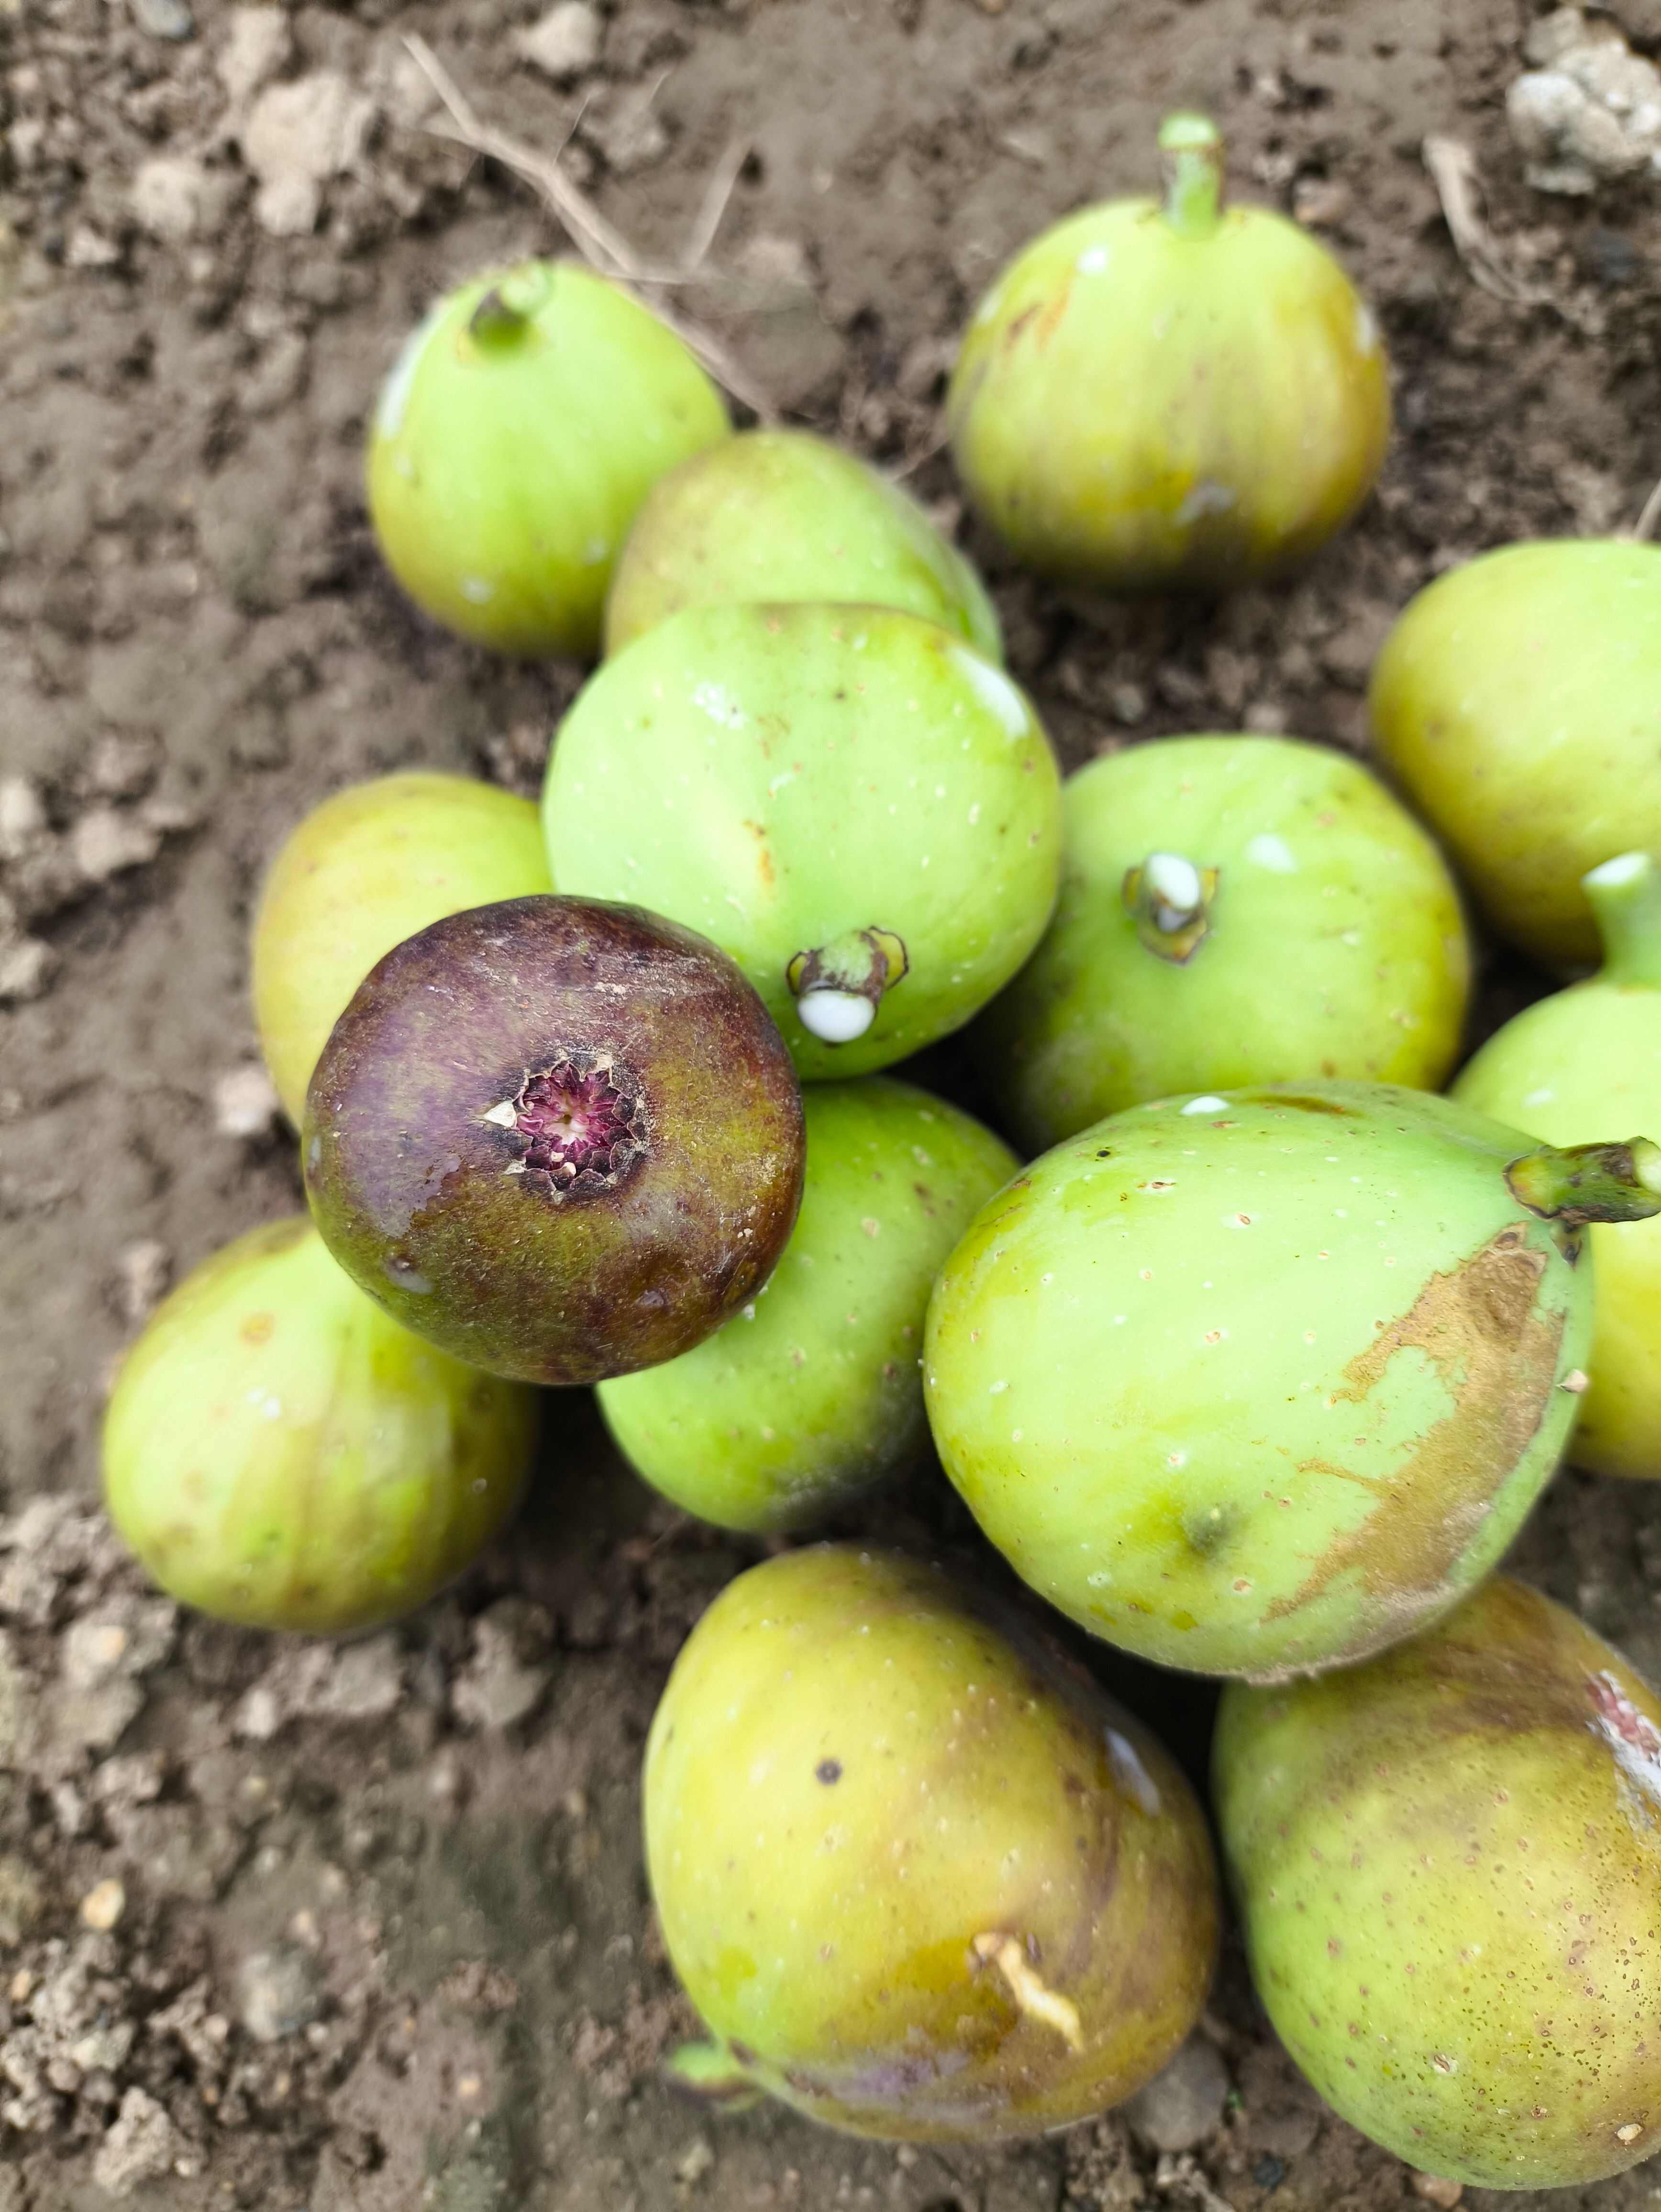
<box><xmin>786</xmin><ymin>926</ymin><xmax>908</xmax><ymax>1045</ymax></box>
<box><xmin>1506</xmin><ymin>1137</ymin><xmax>1661</xmax><ymax>1228</ymax></box>
<box><xmin>468</xmin><ymin>265</ymin><xmax>554</xmax><ymax>345</ymax></box>
<box><xmin>1632</xmin><ymin>473</ymin><xmax>1661</xmax><ymax>543</ymax></box>
<box><xmin>1123</xmin><ymin>853</ymin><xmax>1218</xmax><ymax>964</ymax></box>
<box><xmin>662</xmin><ymin>2038</ymin><xmax>764</xmax><ymax>2112</ymax></box>
<box><xmin>1584</xmin><ymin>852</ymin><xmax>1661</xmax><ymax>988</ymax></box>
<box><xmin>1159</xmin><ymin>113</ymin><xmax>1226</xmax><ymax>242</ymax></box>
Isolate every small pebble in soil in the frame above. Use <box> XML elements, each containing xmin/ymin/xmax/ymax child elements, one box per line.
<box><xmin>1121</xmin><ymin>2032</ymin><xmax>1231</xmax><ymax>2153</ymax></box>
<box><xmin>129</xmin><ymin>0</ymin><xmax>194</xmax><ymax>37</ymax></box>
<box><xmin>236</xmin><ymin>1941</ymin><xmax>322</xmax><ymax>2043</ymax></box>
<box><xmin>1410</xmin><ymin>2178</ymin><xmax>1464</xmax><ymax>2209</ymax></box>
<box><xmin>80</xmin><ymin>1877</ymin><xmax>127</xmax><ymax>1931</ymax></box>
<box><xmin>1252</xmin><ymin>2155</ymin><xmax>1286</xmax><ymax>2191</ymax></box>
<box><xmin>211</xmin><ymin>1063</ymin><xmax>281</xmax><ymax>1140</ymax></box>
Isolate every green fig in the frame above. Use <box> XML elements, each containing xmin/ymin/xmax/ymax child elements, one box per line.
<box><xmin>924</xmin><ymin>1083</ymin><xmax>1661</xmax><ymax>1680</ymax></box>
<box><xmin>543</xmin><ymin>602</ymin><xmax>1063</xmax><ymax>1080</ymax></box>
<box><xmin>1370</xmin><ymin>537</ymin><xmax>1661</xmax><ymax>968</ymax></box>
<box><xmin>644</xmin><ymin>1545</ymin><xmax>1219</xmax><ymax>2141</ymax></box>
<box><xmin>103</xmin><ymin>1217</ymin><xmax>534</xmax><ymax>1634</ymax></box>
<box><xmin>603</xmin><ymin>429</ymin><xmax>1003</xmax><ymax>660</ymax></box>
<box><xmin>366</xmin><ymin>260</ymin><xmax>730</xmax><ymax>659</ymax></box>
<box><xmin>303</xmin><ymin>895</ymin><xmax>805</xmax><ymax>1386</ymax></box>
<box><xmin>252</xmin><ymin>773</ymin><xmax>554</xmax><ymax>1125</ymax></box>
<box><xmin>974</xmin><ymin>735</ymin><xmax>1470</xmax><ymax>1151</ymax></box>
<box><xmin>1216</xmin><ymin>1575</ymin><xmax>1661</xmax><ymax>2190</ymax></box>
<box><xmin>1455</xmin><ymin>852</ymin><xmax>1661</xmax><ymax>1479</ymax></box>
<box><xmin>947</xmin><ymin>114</ymin><xmax>1390</xmax><ymax>595</ymax></box>
<box><xmin>598</xmin><ymin>1079</ymin><xmax>1016</xmax><ymax>1533</ymax></box>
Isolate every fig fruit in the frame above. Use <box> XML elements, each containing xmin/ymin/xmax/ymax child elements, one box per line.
<box><xmin>947</xmin><ymin>114</ymin><xmax>1390</xmax><ymax>594</ymax></box>
<box><xmin>1455</xmin><ymin>852</ymin><xmax>1661</xmax><ymax>1479</ymax></box>
<box><xmin>303</xmin><ymin>895</ymin><xmax>805</xmax><ymax>1385</ymax></box>
<box><xmin>253</xmin><ymin>772</ymin><xmax>553</xmax><ymax>1125</ymax></box>
<box><xmin>103</xmin><ymin>1217</ymin><xmax>533</xmax><ymax>1634</ymax></box>
<box><xmin>598</xmin><ymin>1079</ymin><xmax>1017</xmax><ymax>1532</ymax></box>
<box><xmin>924</xmin><ymin>1082</ymin><xmax>1661</xmax><ymax>1680</ymax></box>
<box><xmin>974</xmin><ymin>734</ymin><xmax>1470</xmax><ymax>1151</ymax></box>
<box><xmin>1370</xmin><ymin>537</ymin><xmax>1661</xmax><ymax>968</ymax></box>
<box><xmin>603</xmin><ymin>429</ymin><xmax>1002</xmax><ymax>660</ymax></box>
<box><xmin>543</xmin><ymin>603</ymin><xmax>1062</xmax><ymax>1079</ymax></box>
<box><xmin>366</xmin><ymin>260</ymin><xmax>730</xmax><ymax>659</ymax></box>
<box><xmin>644</xmin><ymin>1545</ymin><xmax>1219</xmax><ymax>2141</ymax></box>
<box><xmin>1216</xmin><ymin>1576</ymin><xmax>1661</xmax><ymax>2190</ymax></box>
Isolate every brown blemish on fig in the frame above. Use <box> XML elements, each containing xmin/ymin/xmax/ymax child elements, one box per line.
<box><xmin>1259</xmin><ymin>1094</ymin><xmax>1357</xmax><ymax>1117</ymax></box>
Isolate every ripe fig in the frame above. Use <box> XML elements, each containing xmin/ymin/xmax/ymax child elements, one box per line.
<box><xmin>924</xmin><ymin>1083</ymin><xmax>1661</xmax><ymax>1680</ymax></box>
<box><xmin>644</xmin><ymin>1546</ymin><xmax>1219</xmax><ymax>2141</ymax></box>
<box><xmin>598</xmin><ymin>1079</ymin><xmax>1016</xmax><ymax>1533</ymax></box>
<box><xmin>543</xmin><ymin>603</ymin><xmax>1063</xmax><ymax>1079</ymax></box>
<box><xmin>366</xmin><ymin>260</ymin><xmax>730</xmax><ymax>659</ymax></box>
<box><xmin>602</xmin><ymin>429</ymin><xmax>1002</xmax><ymax>660</ymax></box>
<box><xmin>1370</xmin><ymin>537</ymin><xmax>1661</xmax><ymax>968</ymax></box>
<box><xmin>974</xmin><ymin>735</ymin><xmax>1470</xmax><ymax>1151</ymax></box>
<box><xmin>1455</xmin><ymin>852</ymin><xmax>1661</xmax><ymax>1479</ymax></box>
<box><xmin>302</xmin><ymin>895</ymin><xmax>805</xmax><ymax>1385</ymax></box>
<box><xmin>1216</xmin><ymin>1576</ymin><xmax>1661</xmax><ymax>2190</ymax></box>
<box><xmin>947</xmin><ymin>114</ymin><xmax>1389</xmax><ymax>594</ymax></box>
<box><xmin>103</xmin><ymin>1217</ymin><xmax>533</xmax><ymax>1634</ymax></box>
<box><xmin>253</xmin><ymin>773</ymin><xmax>553</xmax><ymax>1125</ymax></box>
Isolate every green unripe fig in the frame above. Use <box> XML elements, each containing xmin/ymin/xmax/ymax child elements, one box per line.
<box><xmin>1216</xmin><ymin>1576</ymin><xmax>1661</xmax><ymax>2190</ymax></box>
<box><xmin>103</xmin><ymin>1217</ymin><xmax>534</xmax><ymax>1634</ymax></box>
<box><xmin>975</xmin><ymin>735</ymin><xmax>1470</xmax><ymax>1151</ymax></box>
<box><xmin>366</xmin><ymin>260</ymin><xmax>730</xmax><ymax>659</ymax></box>
<box><xmin>1455</xmin><ymin>852</ymin><xmax>1661</xmax><ymax>1479</ymax></box>
<box><xmin>253</xmin><ymin>773</ymin><xmax>553</xmax><ymax>1125</ymax></box>
<box><xmin>644</xmin><ymin>1545</ymin><xmax>1219</xmax><ymax>2141</ymax></box>
<box><xmin>925</xmin><ymin>1083</ymin><xmax>1661</xmax><ymax>1680</ymax></box>
<box><xmin>598</xmin><ymin>1080</ymin><xmax>1016</xmax><ymax>1533</ymax></box>
<box><xmin>947</xmin><ymin>114</ymin><xmax>1390</xmax><ymax>594</ymax></box>
<box><xmin>1370</xmin><ymin>538</ymin><xmax>1661</xmax><ymax>968</ymax></box>
<box><xmin>603</xmin><ymin>429</ymin><xmax>1003</xmax><ymax>661</ymax></box>
<box><xmin>544</xmin><ymin>602</ymin><xmax>1063</xmax><ymax>1080</ymax></box>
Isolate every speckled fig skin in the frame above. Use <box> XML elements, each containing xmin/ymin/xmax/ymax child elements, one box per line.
<box><xmin>974</xmin><ymin>735</ymin><xmax>1471</xmax><ymax>1151</ymax></box>
<box><xmin>947</xmin><ymin>115</ymin><xmax>1390</xmax><ymax>595</ymax></box>
<box><xmin>544</xmin><ymin>602</ymin><xmax>1063</xmax><ymax>1080</ymax></box>
<box><xmin>1216</xmin><ymin>1577</ymin><xmax>1661</xmax><ymax>2190</ymax></box>
<box><xmin>103</xmin><ymin>1217</ymin><xmax>534</xmax><ymax>1634</ymax></box>
<box><xmin>302</xmin><ymin>896</ymin><xmax>805</xmax><ymax>1385</ymax></box>
<box><xmin>603</xmin><ymin>429</ymin><xmax>1003</xmax><ymax>661</ymax></box>
<box><xmin>597</xmin><ymin>1080</ymin><xmax>1017</xmax><ymax>1533</ymax></box>
<box><xmin>253</xmin><ymin>772</ymin><xmax>553</xmax><ymax>1124</ymax></box>
<box><xmin>1369</xmin><ymin>539</ymin><xmax>1661</xmax><ymax>969</ymax></box>
<box><xmin>922</xmin><ymin>1084</ymin><xmax>1655</xmax><ymax>1681</ymax></box>
<box><xmin>644</xmin><ymin>1546</ymin><xmax>1219</xmax><ymax>2141</ymax></box>
<box><xmin>366</xmin><ymin>259</ymin><xmax>730</xmax><ymax>659</ymax></box>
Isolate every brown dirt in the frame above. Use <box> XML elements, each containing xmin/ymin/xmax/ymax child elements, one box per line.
<box><xmin>4</xmin><ymin>0</ymin><xmax>1661</xmax><ymax>2204</ymax></box>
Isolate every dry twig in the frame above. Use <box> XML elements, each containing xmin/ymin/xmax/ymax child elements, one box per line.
<box><xmin>1153</xmin><ymin>2153</ymin><xmax>1239</xmax><ymax>2212</ymax></box>
<box><xmin>1422</xmin><ymin>135</ymin><xmax>1557</xmax><ymax>310</ymax></box>
<box><xmin>1633</xmin><ymin>475</ymin><xmax>1661</xmax><ymax>543</ymax></box>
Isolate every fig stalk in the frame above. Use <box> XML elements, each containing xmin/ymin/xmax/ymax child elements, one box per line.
<box><xmin>1505</xmin><ymin>1136</ymin><xmax>1661</xmax><ymax>1227</ymax></box>
<box><xmin>786</xmin><ymin>925</ymin><xmax>909</xmax><ymax>1045</ymax></box>
<box><xmin>1122</xmin><ymin>852</ymin><xmax>1218</xmax><ymax>963</ymax></box>
<box><xmin>1159</xmin><ymin>112</ymin><xmax>1226</xmax><ymax>242</ymax></box>
<box><xmin>1584</xmin><ymin>850</ymin><xmax>1661</xmax><ymax>985</ymax></box>
<box><xmin>467</xmin><ymin>265</ymin><xmax>553</xmax><ymax>345</ymax></box>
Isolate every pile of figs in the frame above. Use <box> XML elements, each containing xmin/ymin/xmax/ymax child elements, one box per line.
<box><xmin>100</xmin><ymin>106</ymin><xmax>1661</xmax><ymax>2194</ymax></box>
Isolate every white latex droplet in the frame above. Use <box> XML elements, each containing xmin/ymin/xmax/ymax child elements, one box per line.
<box><xmin>797</xmin><ymin>990</ymin><xmax>875</xmax><ymax>1043</ymax></box>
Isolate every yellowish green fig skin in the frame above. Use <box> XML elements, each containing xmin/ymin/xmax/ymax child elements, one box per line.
<box><xmin>544</xmin><ymin>602</ymin><xmax>1063</xmax><ymax>1080</ymax></box>
<box><xmin>1456</xmin><ymin>853</ymin><xmax>1661</xmax><ymax>1479</ymax></box>
<box><xmin>603</xmin><ymin>430</ymin><xmax>1003</xmax><ymax>662</ymax></box>
<box><xmin>1216</xmin><ymin>1577</ymin><xmax>1661</xmax><ymax>2190</ymax></box>
<box><xmin>252</xmin><ymin>773</ymin><xmax>553</xmax><ymax>1125</ymax></box>
<box><xmin>1369</xmin><ymin>539</ymin><xmax>1661</xmax><ymax>969</ymax></box>
<box><xmin>922</xmin><ymin>1083</ymin><xmax>1635</xmax><ymax>1681</ymax></box>
<box><xmin>974</xmin><ymin>735</ymin><xmax>1471</xmax><ymax>1152</ymax></box>
<box><xmin>644</xmin><ymin>1546</ymin><xmax>1220</xmax><ymax>2141</ymax></box>
<box><xmin>597</xmin><ymin>1080</ymin><xmax>1017</xmax><ymax>1534</ymax></box>
<box><xmin>366</xmin><ymin>260</ymin><xmax>730</xmax><ymax>660</ymax></box>
<box><xmin>102</xmin><ymin>1217</ymin><xmax>534</xmax><ymax>1635</ymax></box>
<box><xmin>947</xmin><ymin>117</ymin><xmax>1390</xmax><ymax>594</ymax></box>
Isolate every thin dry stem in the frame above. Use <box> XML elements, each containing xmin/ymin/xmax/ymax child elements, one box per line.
<box><xmin>1633</xmin><ymin>475</ymin><xmax>1661</xmax><ymax>543</ymax></box>
<box><xmin>1422</xmin><ymin>136</ymin><xmax>1556</xmax><ymax>309</ymax></box>
<box><xmin>682</xmin><ymin>134</ymin><xmax>748</xmax><ymax>274</ymax></box>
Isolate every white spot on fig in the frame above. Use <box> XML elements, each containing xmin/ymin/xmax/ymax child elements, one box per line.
<box><xmin>1247</xmin><ymin>832</ymin><xmax>1298</xmax><ymax>874</ymax></box>
<box><xmin>1076</xmin><ymin>243</ymin><xmax>1111</xmax><ymax>274</ymax></box>
<box><xmin>1524</xmin><ymin>1087</ymin><xmax>1557</xmax><ymax>1108</ymax></box>
<box><xmin>1106</xmin><ymin>1729</ymin><xmax>1162</xmax><ymax>1816</ymax></box>
<box><xmin>692</xmin><ymin>682</ymin><xmax>746</xmax><ymax>730</ymax></box>
<box><xmin>483</xmin><ymin>1100</ymin><xmax>519</xmax><ymax>1128</ymax></box>
<box><xmin>1561</xmin><ymin>1369</ymin><xmax>1590</xmax><ymax>1394</ymax></box>
<box><xmin>459</xmin><ymin>575</ymin><xmax>495</xmax><ymax>604</ymax></box>
<box><xmin>1181</xmin><ymin>1095</ymin><xmax>1230</xmax><ymax>1115</ymax></box>
<box><xmin>1175</xmin><ymin>478</ymin><xmax>1237</xmax><ymax>526</ymax></box>
<box><xmin>797</xmin><ymin>990</ymin><xmax>875</xmax><ymax>1044</ymax></box>
<box><xmin>1587</xmin><ymin>852</ymin><xmax>1649</xmax><ymax>889</ymax></box>
<box><xmin>949</xmin><ymin>646</ymin><xmax>1030</xmax><ymax>738</ymax></box>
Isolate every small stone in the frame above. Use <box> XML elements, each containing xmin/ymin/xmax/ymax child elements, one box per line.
<box><xmin>113</xmin><ymin>1239</ymin><xmax>171</xmax><ymax>1327</ymax></box>
<box><xmin>70</xmin><ymin>806</ymin><xmax>162</xmax><ymax>883</ymax></box>
<box><xmin>1409</xmin><ymin>2178</ymin><xmax>1464</xmax><ymax>2209</ymax></box>
<box><xmin>515</xmin><ymin>1</ymin><xmax>603</xmax><ymax>82</ymax></box>
<box><xmin>1292</xmin><ymin>176</ymin><xmax>1352</xmax><ymax>228</ymax></box>
<box><xmin>92</xmin><ymin>2087</ymin><xmax>180</xmax><ymax>2198</ymax></box>
<box><xmin>451</xmin><ymin>1601</ymin><xmax>553</xmax><ymax>1732</ymax></box>
<box><xmin>83</xmin><ymin>733</ymin><xmax>161</xmax><ymax>803</ymax></box>
<box><xmin>65</xmin><ymin>227</ymin><xmax>122</xmax><ymax>272</ymax></box>
<box><xmin>0</xmin><ymin>938</ymin><xmax>56</xmax><ymax>1005</ymax></box>
<box><xmin>217</xmin><ymin>5</ymin><xmax>291</xmax><ymax>106</ymax></box>
<box><xmin>0</xmin><ymin>776</ymin><xmax>47</xmax><ymax>861</ymax></box>
<box><xmin>583</xmin><ymin>81</ymin><xmax>672</xmax><ymax>176</ymax></box>
<box><xmin>316</xmin><ymin>1633</ymin><xmax>403</xmax><ymax>1721</ymax></box>
<box><xmin>1121</xmin><ymin>2033</ymin><xmax>1231</xmax><ymax>2154</ymax></box>
<box><xmin>129</xmin><ymin>0</ymin><xmax>193</xmax><ymax>40</ymax></box>
<box><xmin>236</xmin><ymin>1941</ymin><xmax>321</xmax><ymax>2042</ymax></box>
<box><xmin>0</xmin><ymin>1856</ymin><xmax>43</xmax><ymax>1945</ymax></box>
<box><xmin>240</xmin><ymin>72</ymin><xmax>376</xmax><ymax>237</ymax></box>
<box><xmin>133</xmin><ymin>155</ymin><xmax>211</xmax><ymax>242</ymax></box>
<box><xmin>675</xmin><ymin>2135</ymin><xmax>716</xmax><ymax>2185</ymax></box>
<box><xmin>80</xmin><ymin>1876</ymin><xmax>127</xmax><ymax>1931</ymax></box>
<box><xmin>212</xmin><ymin>1064</ymin><xmax>281</xmax><ymax>1140</ymax></box>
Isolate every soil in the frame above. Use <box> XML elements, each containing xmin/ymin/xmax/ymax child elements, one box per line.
<box><xmin>4</xmin><ymin>0</ymin><xmax>1661</xmax><ymax>2205</ymax></box>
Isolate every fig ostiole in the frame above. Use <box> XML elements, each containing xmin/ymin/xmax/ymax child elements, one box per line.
<box><xmin>302</xmin><ymin>895</ymin><xmax>805</xmax><ymax>1386</ymax></box>
<box><xmin>1216</xmin><ymin>1577</ymin><xmax>1661</xmax><ymax>2190</ymax></box>
<box><xmin>644</xmin><ymin>1546</ymin><xmax>1220</xmax><ymax>2141</ymax></box>
<box><xmin>597</xmin><ymin>1079</ymin><xmax>1017</xmax><ymax>1534</ymax></box>
<box><xmin>252</xmin><ymin>772</ymin><xmax>553</xmax><ymax>1125</ymax></box>
<box><xmin>973</xmin><ymin>736</ymin><xmax>1471</xmax><ymax>1153</ymax></box>
<box><xmin>947</xmin><ymin>113</ymin><xmax>1390</xmax><ymax>595</ymax></box>
<box><xmin>366</xmin><ymin>259</ymin><xmax>730</xmax><ymax>660</ymax></box>
<box><xmin>1456</xmin><ymin>851</ymin><xmax>1661</xmax><ymax>1476</ymax></box>
<box><xmin>924</xmin><ymin>1083</ymin><xmax>1661</xmax><ymax>1681</ymax></box>
<box><xmin>603</xmin><ymin>428</ymin><xmax>1003</xmax><ymax>661</ymax></box>
<box><xmin>543</xmin><ymin>602</ymin><xmax>1063</xmax><ymax>1080</ymax></box>
<box><xmin>102</xmin><ymin>1218</ymin><xmax>534</xmax><ymax>1635</ymax></box>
